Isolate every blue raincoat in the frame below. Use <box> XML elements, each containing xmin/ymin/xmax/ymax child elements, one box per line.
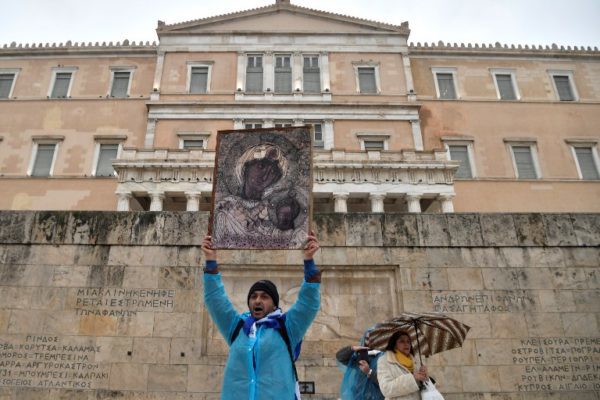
<box><xmin>203</xmin><ymin>272</ymin><xmax>320</xmax><ymax>400</ymax></box>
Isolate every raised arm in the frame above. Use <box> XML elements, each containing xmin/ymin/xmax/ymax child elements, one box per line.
<box><xmin>201</xmin><ymin>235</ymin><xmax>240</xmax><ymax>343</ymax></box>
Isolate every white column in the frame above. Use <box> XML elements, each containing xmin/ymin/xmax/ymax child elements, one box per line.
<box><xmin>264</xmin><ymin>52</ymin><xmax>274</xmax><ymax>93</ymax></box>
<box><xmin>293</xmin><ymin>52</ymin><xmax>303</xmax><ymax>92</ymax></box>
<box><xmin>320</xmin><ymin>52</ymin><xmax>330</xmax><ymax>92</ymax></box>
<box><xmin>410</xmin><ymin>120</ymin><xmax>424</xmax><ymax>151</ymax></box>
<box><xmin>369</xmin><ymin>193</ymin><xmax>386</xmax><ymax>213</ymax></box>
<box><xmin>236</xmin><ymin>52</ymin><xmax>246</xmax><ymax>91</ymax></box>
<box><xmin>333</xmin><ymin>192</ymin><xmax>349</xmax><ymax>213</ymax></box>
<box><xmin>151</xmin><ymin>51</ymin><xmax>165</xmax><ymax>100</ymax></box>
<box><xmin>402</xmin><ymin>53</ymin><xmax>416</xmax><ymax>101</ymax></box>
<box><xmin>149</xmin><ymin>191</ymin><xmax>165</xmax><ymax>211</ymax></box>
<box><xmin>116</xmin><ymin>192</ymin><xmax>132</xmax><ymax>212</ymax></box>
<box><xmin>323</xmin><ymin>119</ymin><xmax>334</xmax><ymax>150</ymax></box>
<box><xmin>144</xmin><ymin>118</ymin><xmax>156</xmax><ymax>149</ymax></box>
<box><xmin>263</xmin><ymin>119</ymin><xmax>274</xmax><ymax>128</ymax></box>
<box><xmin>185</xmin><ymin>192</ymin><xmax>201</xmax><ymax>211</ymax></box>
<box><xmin>406</xmin><ymin>193</ymin><xmax>422</xmax><ymax>213</ymax></box>
<box><xmin>439</xmin><ymin>194</ymin><xmax>455</xmax><ymax>213</ymax></box>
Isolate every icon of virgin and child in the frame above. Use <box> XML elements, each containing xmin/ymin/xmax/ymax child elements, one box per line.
<box><xmin>211</xmin><ymin>127</ymin><xmax>312</xmax><ymax>249</ymax></box>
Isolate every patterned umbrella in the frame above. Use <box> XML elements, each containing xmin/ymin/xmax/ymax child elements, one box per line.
<box><xmin>364</xmin><ymin>312</ymin><xmax>470</xmax><ymax>364</ymax></box>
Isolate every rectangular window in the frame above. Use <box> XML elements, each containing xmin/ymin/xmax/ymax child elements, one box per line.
<box><xmin>436</xmin><ymin>73</ymin><xmax>457</xmax><ymax>99</ymax></box>
<box><xmin>495</xmin><ymin>74</ymin><xmax>517</xmax><ymax>100</ymax></box>
<box><xmin>448</xmin><ymin>145</ymin><xmax>473</xmax><ymax>178</ymax></box>
<box><xmin>190</xmin><ymin>66</ymin><xmax>209</xmax><ymax>94</ymax></box>
<box><xmin>364</xmin><ymin>140</ymin><xmax>385</xmax><ymax>150</ymax></box>
<box><xmin>32</xmin><ymin>144</ymin><xmax>57</xmax><ymax>176</ymax></box>
<box><xmin>303</xmin><ymin>56</ymin><xmax>320</xmax><ymax>93</ymax></box>
<box><xmin>553</xmin><ymin>75</ymin><xmax>575</xmax><ymax>101</ymax></box>
<box><xmin>51</xmin><ymin>72</ymin><xmax>72</xmax><ymax>98</ymax></box>
<box><xmin>95</xmin><ymin>144</ymin><xmax>119</xmax><ymax>176</ymax></box>
<box><xmin>275</xmin><ymin>55</ymin><xmax>292</xmax><ymax>93</ymax></box>
<box><xmin>358</xmin><ymin>67</ymin><xmax>377</xmax><ymax>94</ymax></box>
<box><xmin>274</xmin><ymin>121</ymin><xmax>292</xmax><ymax>128</ymax></box>
<box><xmin>246</xmin><ymin>55</ymin><xmax>263</xmax><ymax>93</ymax></box>
<box><xmin>0</xmin><ymin>73</ymin><xmax>15</xmax><ymax>99</ymax></box>
<box><xmin>511</xmin><ymin>145</ymin><xmax>538</xmax><ymax>179</ymax></box>
<box><xmin>110</xmin><ymin>71</ymin><xmax>131</xmax><ymax>98</ymax></box>
<box><xmin>245</xmin><ymin>122</ymin><xmax>263</xmax><ymax>129</ymax></box>
<box><xmin>574</xmin><ymin>147</ymin><xmax>599</xmax><ymax>180</ymax></box>
<box><xmin>183</xmin><ymin>139</ymin><xmax>205</xmax><ymax>149</ymax></box>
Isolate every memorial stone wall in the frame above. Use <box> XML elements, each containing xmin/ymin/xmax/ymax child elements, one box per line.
<box><xmin>0</xmin><ymin>211</ymin><xmax>598</xmax><ymax>400</ymax></box>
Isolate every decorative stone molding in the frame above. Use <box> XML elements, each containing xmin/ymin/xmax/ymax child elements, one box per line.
<box><xmin>409</xmin><ymin>41</ymin><xmax>600</xmax><ymax>58</ymax></box>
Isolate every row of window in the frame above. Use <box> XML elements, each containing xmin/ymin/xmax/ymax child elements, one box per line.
<box><xmin>0</xmin><ymin>67</ymin><xmax>134</xmax><ymax>99</ymax></box>
<box><xmin>447</xmin><ymin>141</ymin><xmax>600</xmax><ymax>180</ymax></box>
<box><xmin>28</xmin><ymin>141</ymin><xmax>120</xmax><ymax>177</ymax></box>
<box><xmin>433</xmin><ymin>68</ymin><xmax>579</xmax><ymax>101</ymax></box>
<box><xmin>0</xmin><ymin>60</ymin><xmax>581</xmax><ymax>101</ymax></box>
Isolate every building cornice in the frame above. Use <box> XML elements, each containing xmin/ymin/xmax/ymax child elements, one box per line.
<box><xmin>0</xmin><ymin>41</ymin><xmax>157</xmax><ymax>57</ymax></box>
<box><xmin>409</xmin><ymin>41</ymin><xmax>600</xmax><ymax>59</ymax></box>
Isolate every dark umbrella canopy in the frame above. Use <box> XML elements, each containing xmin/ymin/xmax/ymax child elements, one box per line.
<box><xmin>364</xmin><ymin>312</ymin><xmax>471</xmax><ymax>363</ymax></box>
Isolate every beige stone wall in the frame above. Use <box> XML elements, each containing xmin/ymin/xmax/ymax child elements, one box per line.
<box><xmin>0</xmin><ymin>211</ymin><xmax>598</xmax><ymax>399</ymax></box>
<box><xmin>332</xmin><ymin>120</ymin><xmax>414</xmax><ymax>151</ymax></box>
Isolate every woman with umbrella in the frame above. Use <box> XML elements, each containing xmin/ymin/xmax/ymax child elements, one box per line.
<box><xmin>376</xmin><ymin>330</ymin><xmax>428</xmax><ymax>399</ymax></box>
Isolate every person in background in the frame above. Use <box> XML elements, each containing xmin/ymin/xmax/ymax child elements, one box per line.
<box><xmin>377</xmin><ymin>330</ymin><xmax>429</xmax><ymax>400</ymax></box>
<box><xmin>336</xmin><ymin>339</ymin><xmax>384</xmax><ymax>400</ymax></box>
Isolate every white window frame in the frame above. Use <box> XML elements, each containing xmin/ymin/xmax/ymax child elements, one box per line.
<box><xmin>108</xmin><ymin>66</ymin><xmax>135</xmax><ymax>97</ymax></box>
<box><xmin>305</xmin><ymin>120</ymin><xmax>324</xmax><ymax>148</ymax></box>
<box><xmin>505</xmin><ymin>139</ymin><xmax>541</xmax><ymax>179</ymax></box>
<box><xmin>565</xmin><ymin>139</ymin><xmax>600</xmax><ymax>180</ymax></box>
<box><xmin>442</xmin><ymin>136</ymin><xmax>477</xmax><ymax>178</ymax></box>
<box><xmin>356</xmin><ymin>133</ymin><xmax>389</xmax><ymax>150</ymax></box>
<box><xmin>548</xmin><ymin>70</ymin><xmax>579</xmax><ymax>102</ymax></box>
<box><xmin>431</xmin><ymin>67</ymin><xmax>459</xmax><ymax>100</ymax></box>
<box><xmin>177</xmin><ymin>132</ymin><xmax>210</xmax><ymax>150</ymax></box>
<box><xmin>48</xmin><ymin>66</ymin><xmax>77</xmax><ymax>98</ymax></box>
<box><xmin>352</xmin><ymin>62</ymin><xmax>381</xmax><ymax>94</ymax></box>
<box><xmin>91</xmin><ymin>136</ymin><xmax>126</xmax><ymax>176</ymax></box>
<box><xmin>27</xmin><ymin>136</ymin><xmax>64</xmax><ymax>176</ymax></box>
<box><xmin>0</xmin><ymin>68</ymin><xmax>20</xmax><ymax>99</ymax></box>
<box><xmin>490</xmin><ymin>68</ymin><xmax>520</xmax><ymax>101</ymax></box>
<box><xmin>187</xmin><ymin>61</ymin><xmax>213</xmax><ymax>94</ymax></box>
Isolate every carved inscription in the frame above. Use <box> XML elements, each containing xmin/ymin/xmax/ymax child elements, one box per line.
<box><xmin>74</xmin><ymin>288</ymin><xmax>175</xmax><ymax>317</ymax></box>
<box><xmin>0</xmin><ymin>335</ymin><xmax>109</xmax><ymax>389</ymax></box>
<box><xmin>511</xmin><ymin>337</ymin><xmax>600</xmax><ymax>392</ymax></box>
<box><xmin>432</xmin><ymin>290</ymin><xmax>535</xmax><ymax>313</ymax></box>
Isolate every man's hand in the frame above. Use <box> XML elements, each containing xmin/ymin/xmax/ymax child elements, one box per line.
<box><xmin>303</xmin><ymin>231</ymin><xmax>319</xmax><ymax>260</ymax></box>
<box><xmin>358</xmin><ymin>360</ymin><xmax>370</xmax><ymax>375</ymax></box>
<box><xmin>202</xmin><ymin>235</ymin><xmax>217</xmax><ymax>261</ymax></box>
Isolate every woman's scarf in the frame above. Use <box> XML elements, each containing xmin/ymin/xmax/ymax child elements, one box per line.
<box><xmin>394</xmin><ymin>350</ymin><xmax>414</xmax><ymax>372</ymax></box>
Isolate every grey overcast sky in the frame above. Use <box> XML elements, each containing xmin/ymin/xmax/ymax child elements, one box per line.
<box><xmin>1</xmin><ymin>0</ymin><xmax>599</xmax><ymax>48</ymax></box>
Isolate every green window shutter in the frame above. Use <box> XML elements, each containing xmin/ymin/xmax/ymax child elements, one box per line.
<box><xmin>111</xmin><ymin>71</ymin><xmax>130</xmax><ymax>97</ymax></box>
<box><xmin>96</xmin><ymin>144</ymin><xmax>119</xmax><ymax>176</ymax></box>
<box><xmin>0</xmin><ymin>74</ymin><xmax>14</xmax><ymax>98</ymax></box>
<box><xmin>575</xmin><ymin>147</ymin><xmax>599</xmax><ymax>180</ymax></box>
<box><xmin>512</xmin><ymin>146</ymin><xmax>537</xmax><ymax>179</ymax></box>
<box><xmin>32</xmin><ymin>144</ymin><xmax>56</xmax><ymax>176</ymax></box>
<box><xmin>553</xmin><ymin>76</ymin><xmax>575</xmax><ymax>101</ymax></box>
<box><xmin>449</xmin><ymin>145</ymin><xmax>473</xmax><ymax>178</ymax></box>
<box><xmin>190</xmin><ymin>67</ymin><xmax>208</xmax><ymax>94</ymax></box>
<box><xmin>51</xmin><ymin>73</ymin><xmax>72</xmax><ymax>98</ymax></box>
<box><xmin>358</xmin><ymin>67</ymin><xmax>377</xmax><ymax>94</ymax></box>
<box><xmin>437</xmin><ymin>73</ymin><xmax>456</xmax><ymax>99</ymax></box>
<box><xmin>496</xmin><ymin>74</ymin><xmax>516</xmax><ymax>100</ymax></box>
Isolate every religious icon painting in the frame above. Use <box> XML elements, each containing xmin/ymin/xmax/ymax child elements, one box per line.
<box><xmin>210</xmin><ymin>126</ymin><xmax>313</xmax><ymax>249</ymax></box>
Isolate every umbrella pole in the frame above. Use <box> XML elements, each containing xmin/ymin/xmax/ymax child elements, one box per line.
<box><xmin>413</xmin><ymin>320</ymin><xmax>423</xmax><ymax>365</ymax></box>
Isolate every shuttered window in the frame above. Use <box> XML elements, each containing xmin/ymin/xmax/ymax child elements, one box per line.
<box><xmin>495</xmin><ymin>74</ymin><xmax>516</xmax><ymax>100</ymax></box>
<box><xmin>436</xmin><ymin>73</ymin><xmax>457</xmax><ymax>99</ymax></box>
<box><xmin>303</xmin><ymin>56</ymin><xmax>320</xmax><ymax>93</ymax></box>
<box><xmin>32</xmin><ymin>144</ymin><xmax>56</xmax><ymax>176</ymax></box>
<box><xmin>245</xmin><ymin>122</ymin><xmax>262</xmax><ymax>129</ymax></box>
<box><xmin>96</xmin><ymin>144</ymin><xmax>119</xmax><ymax>176</ymax></box>
<box><xmin>183</xmin><ymin>140</ymin><xmax>205</xmax><ymax>149</ymax></box>
<box><xmin>0</xmin><ymin>74</ymin><xmax>15</xmax><ymax>98</ymax></box>
<box><xmin>190</xmin><ymin>67</ymin><xmax>208</xmax><ymax>94</ymax></box>
<box><xmin>512</xmin><ymin>146</ymin><xmax>538</xmax><ymax>179</ymax></box>
<box><xmin>51</xmin><ymin>72</ymin><xmax>72</xmax><ymax>98</ymax></box>
<box><xmin>246</xmin><ymin>55</ymin><xmax>263</xmax><ymax>93</ymax></box>
<box><xmin>275</xmin><ymin>55</ymin><xmax>291</xmax><ymax>93</ymax></box>
<box><xmin>448</xmin><ymin>145</ymin><xmax>473</xmax><ymax>178</ymax></box>
<box><xmin>364</xmin><ymin>140</ymin><xmax>384</xmax><ymax>150</ymax></box>
<box><xmin>574</xmin><ymin>147</ymin><xmax>599</xmax><ymax>180</ymax></box>
<box><xmin>553</xmin><ymin>75</ymin><xmax>575</xmax><ymax>101</ymax></box>
<box><xmin>274</xmin><ymin>122</ymin><xmax>292</xmax><ymax>128</ymax></box>
<box><xmin>358</xmin><ymin>67</ymin><xmax>377</xmax><ymax>94</ymax></box>
<box><xmin>110</xmin><ymin>71</ymin><xmax>131</xmax><ymax>97</ymax></box>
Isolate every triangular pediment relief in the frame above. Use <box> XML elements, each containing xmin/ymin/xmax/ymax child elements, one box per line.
<box><xmin>158</xmin><ymin>3</ymin><xmax>409</xmax><ymax>36</ymax></box>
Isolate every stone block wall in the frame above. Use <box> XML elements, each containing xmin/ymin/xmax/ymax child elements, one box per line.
<box><xmin>0</xmin><ymin>211</ymin><xmax>598</xmax><ymax>399</ymax></box>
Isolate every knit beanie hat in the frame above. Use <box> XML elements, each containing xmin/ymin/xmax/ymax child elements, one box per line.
<box><xmin>247</xmin><ymin>280</ymin><xmax>279</xmax><ymax>308</ymax></box>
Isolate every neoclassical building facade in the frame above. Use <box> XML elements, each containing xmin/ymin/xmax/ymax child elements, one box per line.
<box><xmin>1</xmin><ymin>0</ymin><xmax>599</xmax><ymax>213</ymax></box>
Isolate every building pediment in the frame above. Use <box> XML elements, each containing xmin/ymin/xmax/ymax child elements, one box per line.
<box><xmin>157</xmin><ymin>2</ymin><xmax>409</xmax><ymax>36</ymax></box>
